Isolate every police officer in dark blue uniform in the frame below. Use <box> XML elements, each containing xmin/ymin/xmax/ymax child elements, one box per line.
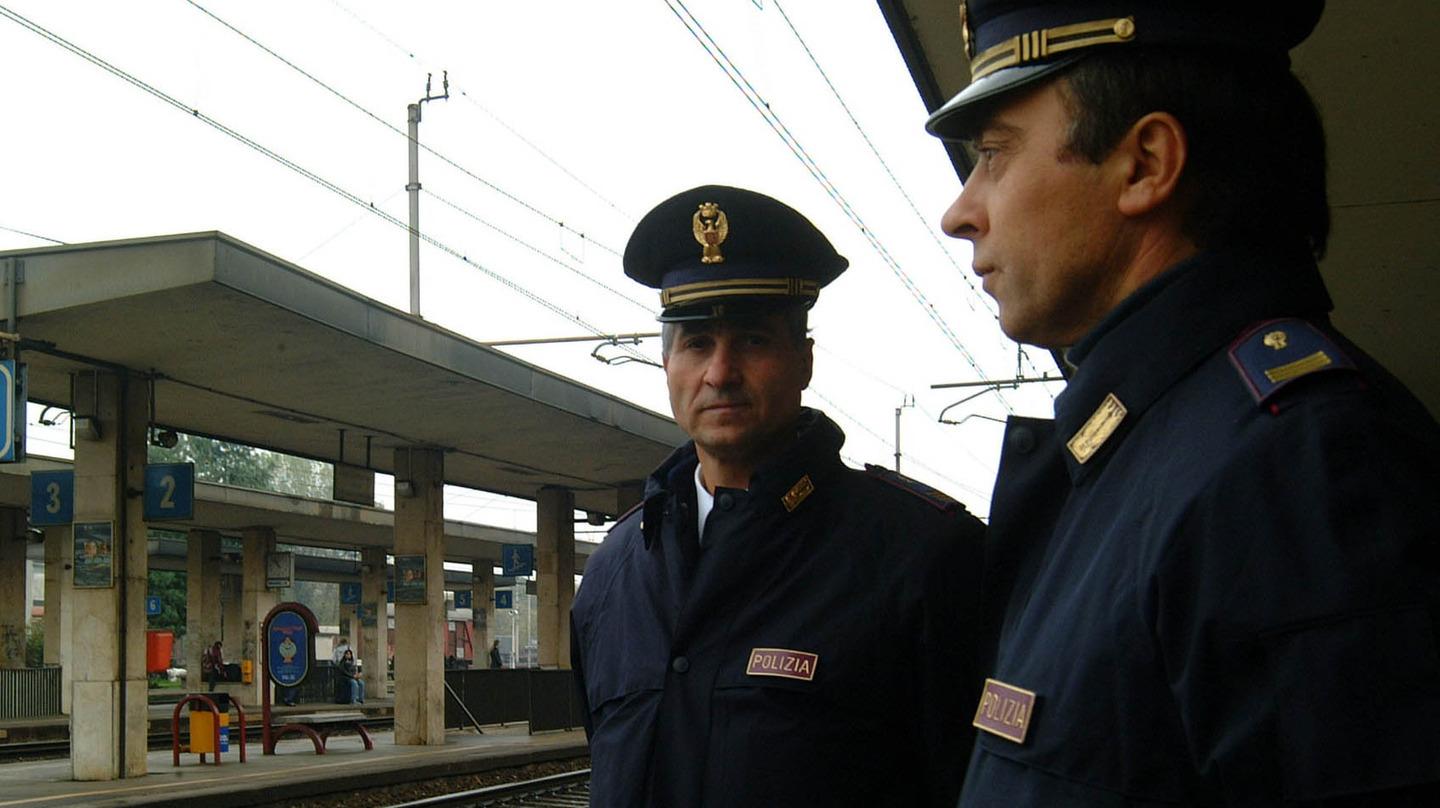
<box><xmin>928</xmin><ymin>1</ymin><xmax>1440</xmax><ymax>804</ymax></box>
<box><xmin>570</xmin><ymin>185</ymin><xmax>985</xmax><ymax>806</ymax></box>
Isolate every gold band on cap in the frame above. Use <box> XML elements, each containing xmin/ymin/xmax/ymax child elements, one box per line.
<box><xmin>971</xmin><ymin>17</ymin><xmax>1136</xmax><ymax>80</ymax></box>
<box><xmin>660</xmin><ymin>277</ymin><xmax>819</xmax><ymax>308</ymax></box>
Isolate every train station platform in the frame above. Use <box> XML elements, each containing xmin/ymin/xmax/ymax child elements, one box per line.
<box><xmin>0</xmin><ymin>696</ymin><xmax>395</xmax><ymax>744</ymax></box>
<box><xmin>0</xmin><ymin>724</ymin><xmax>588</xmax><ymax>808</ymax></box>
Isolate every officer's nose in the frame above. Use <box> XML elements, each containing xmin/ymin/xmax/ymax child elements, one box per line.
<box><xmin>703</xmin><ymin>340</ymin><xmax>742</xmax><ymax>388</ymax></box>
<box><xmin>941</xmin><ymin>181</ymin><xmax>985</xmax><ymax>242</ymax></box>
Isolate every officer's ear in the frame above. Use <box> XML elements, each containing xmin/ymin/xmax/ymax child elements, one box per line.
<box><xmin>1113</xmin><ymin>111</ymin><xmax>1187</xmax><ymax>218</ymax></box>
<box><xmin>800</xmin><ymin>337</ymin><xmax>814</xmax><ymax>390</ymax></box>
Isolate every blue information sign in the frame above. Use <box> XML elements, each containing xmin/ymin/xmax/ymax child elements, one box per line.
<box><xmin>144</xmin><ymin>463</ymin><xmax>195</xmax><ymax>521</ymax></box>
<box><xmin>495</xmin><ymin>590</ymin><xmax>514</xmax><ymax>609</ymax></box>
<box><xmin>31</xmin><ymin>470</ymin><xmax>74</xmax><ymax>526</ymax></box>
<box><xmin>267</xmin><ymin>609</ymin><xmax>311</xmax><ymax>687</ymax></box>
<box><xmin>386</xmin><ymin>579</ymin><xmax>394</xmax><ymax>603</ymax></box>
<box><xmin>340</xmin><ymin>582</ymin><xmax>362</xmax><ymax>605</ymax></box>
<box><xmin>146</xmin><ymin>595</ymin><xmax>163</xmax><ymax>616</ymax></box>
<box><xmin>501</xmin><ymin>544</ymin><xmax>534</xmax><ymax>577</ymax></box>
<box><xmin>454</xmin><ymin>590</ymin><xmax>472</xmax><ymax>610</ymax></box>
<box><xmin>0</xmin><ymin>360</ymin><xmax>20</xmax><ymax>463</ymax></box>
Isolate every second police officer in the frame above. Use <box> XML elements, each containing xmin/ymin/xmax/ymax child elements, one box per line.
<box><xmin>571</xmin><ymin>185</ymin><xmax>985</xmax><ymax>806</ymax></box>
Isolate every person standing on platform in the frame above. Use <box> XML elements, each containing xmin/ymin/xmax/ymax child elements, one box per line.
<box><xmin>488</xmin><ymin>639</ymin><xmax>503</xmax><ymax>670</ymax></box>
<box><xmin>331</xmin><ymin>635</ymin><xmax>352</xmax><ymax>665</ymax></box>
<box><xmin>570</xmin><ymin>185</ymin><xmax>985</xmax><ymax>807</ymax></box>
<box><xmin>927</xmin><ymin>1</ymin><xmax>1440</xmax><ymax>804</ymax></box>
<box><xmin>201</xmin><ymin>640</ymin><xmax>224</xmax><ymax>691</ymax></box>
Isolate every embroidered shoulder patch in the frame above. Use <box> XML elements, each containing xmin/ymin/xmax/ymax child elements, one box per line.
<box><xmin>1228</xmin><ymin>318</ymin><xmax>1357</xmax><ymax>407</ymax></box>
<box><xmin>864</xmin><ymin>464</ymin><xmax>961</xmax><ymax>513</ymax></box>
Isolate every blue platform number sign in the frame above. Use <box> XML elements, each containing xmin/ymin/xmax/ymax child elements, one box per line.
<box><xmin>495</xmin><ymin>590</ymin><xmax>513</xmax><ymax>610</ymax></box>
<box><xmin>30</xmin><ymin>470</ymin><xmax>74</xmax><ymax>526</ymax></box>
<box><xmin>0</xmin><ymin>359</ymin><xmax>23</xmax><ymax>463</ymax></box>
<box><xmin>339</xmin><ymin>582</ymin><xmax>362</xmax><ymax>605</ymax></box>
<box><xmin>145</xmin><ymin>595</ymin><xmax>163</xmax><ymax>617</ymax></box>
<box><xmin>144</xmin><ymin>463</ymin><xmax>195</xmax><ymax>521</ymax></box>
<box><xmin>454</xmin><ymin>590</ymin><xmax>472</xmax><ymax>610</ymax></box>
<box><xmin>501</xmin><ymin>544</ymin><xmax>534</xmax><ymax>577</ymax></box>
<box><xmin>267</xmin><ymin>608</ymin><xmax>311</xmax><ymax>687</ymax></box>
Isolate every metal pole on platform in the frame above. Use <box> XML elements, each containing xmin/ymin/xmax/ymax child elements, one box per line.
<box><xmin>405</xmin><ymin>72</ymin><xmax>448</xmax><ymax>318</ymax></box>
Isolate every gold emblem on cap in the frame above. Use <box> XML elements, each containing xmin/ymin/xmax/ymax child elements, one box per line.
<box><xmin>693</xmin><ymin>201</ymin><xmax>729</xmax><ymax>264</ymax></box>
<box><xmin>958</xmin><ymin>1</ymin><xmax>975</xmax><ymax>59</ymax></box>
<box><xmin>1263</xmin><ymin>330</ymin><xmax>1288</xmax><ymax>351</ymax></box>
<box><xmin>781</xmin><ymin>474</ymin><xmax>815</xmax><ymax>512</ymax></box>
<box><xmin>1066</xmin><ymin>393</ymin><xmax>1127</xmax><ymax>464</ymax></box>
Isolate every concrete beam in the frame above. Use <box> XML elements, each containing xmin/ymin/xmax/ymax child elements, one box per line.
<box><xmin>185</xmin><ymin>530</ymin><xmax>223</xmax><ymax>690</ymax></box>
<box><xmin>392</xmin><ymin>447</ymin><xmax>444</xmax><ymax>745</ymax></box>
<box><xmin>535</xmin><ymin>487</ymin><xmax>574</xmax><ymax>670</ymax></box>
<box><xmin>68</xmin><ymin>371</ymin><xmax>148</xmax><ymax>780</ymax></box>
<box><xmin>472</xmin><ymin>563</ymin><xmax>495</xmax><ymax>666</ymax></box>
<box><xmin>241</xmin><ymin>526</ymin><xmax>277</xmax><ymax>707</ymax></box>
<box><xmin>0</xmin><ymin>508</ymin><xmax>26</xmax><ymax>668</ymax></box>
<box><xmin>43</xmin><ymin>525</ymin><xmax>72</xmax><ymax>714</ymax></box>
<box><xmin>359</xmin><ymin>545</ymin><xmax>386</xmax><ymax>701</ymax></box>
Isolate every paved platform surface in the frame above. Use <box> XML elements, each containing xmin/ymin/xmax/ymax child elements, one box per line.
<box><xmin>0</xmin><ymin>725</ymin><xmax>588</xmax><ymax>807</ymax></box>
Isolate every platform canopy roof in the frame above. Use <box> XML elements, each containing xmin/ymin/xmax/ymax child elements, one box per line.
<box><xmin>880</xmin><ymin>1</ymin><xmax>1439</xmax><ymax>419</ymax></box>
<box><xmin>2</xmin><ymin>232</ymin><xmax>685</xmax><ymax>516</ymax></box>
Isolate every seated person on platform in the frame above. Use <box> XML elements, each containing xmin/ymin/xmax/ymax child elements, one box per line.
<box><xmin>201</xmin><ymin>641</ymin><xmax>238</xmax><ymax>690</ymax></box>
<box><xmin>338</xmin><ymin>649</ymin><xmax>364</xmax><ymax>704</ymax></box>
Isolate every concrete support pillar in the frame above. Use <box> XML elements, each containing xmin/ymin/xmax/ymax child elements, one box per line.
<box><xmin>184</xmin><ymin>530</ymin><xmax>223</xmax><ymax>690</ymax></box>
<box><xmin>471</xmin><ymin>563</ymin><xmax>495</xmax><ymax>664</ymax></box>
<box><xmin>69</xmin><ymin>371</ymin><xmax>149</xmax><ymax>780</ymax></box>
<box><xmin>392</xmin><ymin>447</ymin><xmax>444</xmax><ymax>745</ymax></box>
<box><xmin>535</xmin><ymin>487</ymin><xmax>575</xmax><ymax>670</ymax></box>
<box><xmin>43</xmin><ymin>526</ymin><xmax>72</xmax><ymax>714</ymax></box>
<box><xmin>220</xmin><ymin>573</ymin><xmax>242</xmax><ymax>652</ymax></box>
<box><xmin>0</xmin><ymin>509</ymin><xmax>27</xmax><ymax>668</ymax></box>
<box><xmin>359</xmin><ymin>546</ymin><xmax>386</xmax><ymax>701</ymax></box>
<box><xmin>241</xmin><ymin>526</ymin><xmax>277</xmax><ymax>708</ymax></box>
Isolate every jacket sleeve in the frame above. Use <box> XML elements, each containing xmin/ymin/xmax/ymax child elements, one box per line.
<box><xmin>1154</xmin><ymin>403</ymin><xmax>1440</xmax><ymax>801</ymax></box>
<box><xmin>570</xmin><ymin>611</ymin><xmax>595</xmax><ymax>741</ymax></box>
<box><xmin>917</xmin><ymin>510</ymin><xmax>986</xmax><ymax>805</ymax></box>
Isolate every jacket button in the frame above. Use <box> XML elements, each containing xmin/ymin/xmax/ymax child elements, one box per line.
<box><xmin>1007</xmin><ymin>426</ymin><xmax>1036</xmax><ymax>454</ymax></box>
<box><xmin>717</xmin><ymin>492</ymin><xmax>734</xmax><ymax>510</ymax></box>
<box><xmin>671</xmin><ymin>656</ymin><xmax>690</xmax><ymax>674</ymax></box>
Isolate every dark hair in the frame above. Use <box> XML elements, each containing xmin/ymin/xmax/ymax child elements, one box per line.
<box><xmin>660</xmin><ymin>306</ymin><xmax>810</xmax><ymax>359</ymax></box>
<box><xmin>1055</xmin><ymin>47</ymin><xmax>1329</xmax><ymax>259</ymax></box>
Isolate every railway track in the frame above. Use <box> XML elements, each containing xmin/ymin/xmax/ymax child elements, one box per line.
<box><xmin>383</xmin><ymin>769</ymin><xmax>591</xmax><ymax>807</ymax></box>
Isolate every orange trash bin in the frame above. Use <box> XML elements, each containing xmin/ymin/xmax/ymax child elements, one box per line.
<box><xmin>146</xmin><ymin>630</ymin><xmax>174</xmax><ymax>675</ymax></box>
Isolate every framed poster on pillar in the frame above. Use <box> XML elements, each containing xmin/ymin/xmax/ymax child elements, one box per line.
<box><xmin>393</xmin><ymin>555</ymin><xmax>427</xmax><ymax>604</ymax></box>
<box><xmin>72</xmin><ymin>521</ymin><xmax>114</xmax><ymax>589</ymax></box>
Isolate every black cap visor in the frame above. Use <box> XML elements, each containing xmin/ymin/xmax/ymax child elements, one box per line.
<box><xmin>925</xmin><ymin>54</ymin><xmax>1084</xmax><ymax>144</ymax></box>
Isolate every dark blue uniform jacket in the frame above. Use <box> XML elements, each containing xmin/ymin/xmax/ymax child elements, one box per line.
<box><xmin>961</xmin><ymin>250</ymin><xmax>1440</xmax><ymax>806</ymax></box>
<box><xmin>572</xmin><ymin>409</ymin><xmax>984</xmax><ymax>806</ymax></box>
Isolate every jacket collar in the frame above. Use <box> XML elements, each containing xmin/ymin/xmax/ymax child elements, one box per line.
<box><xmin>639</xmin><ymin>408</ymin><xmax>848</xmax><ymax>547</ymax></box>
<box><xmin>1053</xmin><ymin>249</ymin><xmax>1333</xmax><ymax>485</ymax></box>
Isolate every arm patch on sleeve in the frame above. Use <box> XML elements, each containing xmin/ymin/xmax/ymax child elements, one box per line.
<box><xmin>1228</xmin><ymin>318</ymin><xmax>1357</xmax><ymax>408</ymax></box>
<box><xmin>864</xmin><ymin>464</ymin><xmax>962</xmax><ymax>513</ymax></box>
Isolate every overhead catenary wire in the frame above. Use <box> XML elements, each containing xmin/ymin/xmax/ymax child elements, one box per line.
<box><xmin>662</xmin><ymin>0</ymin><xmax>1013</xmax><ymax>414</ymax></box>
<box><xmin>422</xmin><ymin>188</ymin><xmax>656</xmax><ymax>316</ymax></box>
<box><xmin>321</xmin><ymin>0</ymin><xmax>633</xmax><ymax>222</ymax></box>
<box><xmin>0</xmin><ymin>224</ymin><xmax>65</xmax><ymax>244</ymax></box>
<box><xmin>771</xmin><ymin>0</ymin><xmax>1047</xmax><ymax>386</ymax></box>
<box><xmin>183</xmin><ymin>0</ymin><xmax>624</xmax><ymax>259</ymax></box>
<box><xmin>0</xmin><ymin>4</ymin><xmax>653</xmax><ymax>364</ymax></box>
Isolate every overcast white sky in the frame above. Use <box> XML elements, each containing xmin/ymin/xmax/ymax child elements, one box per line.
<box><xmin>0</xmin><ymin>0</ymin><xmax>1062</xmax><ymax>524</ymax></box>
